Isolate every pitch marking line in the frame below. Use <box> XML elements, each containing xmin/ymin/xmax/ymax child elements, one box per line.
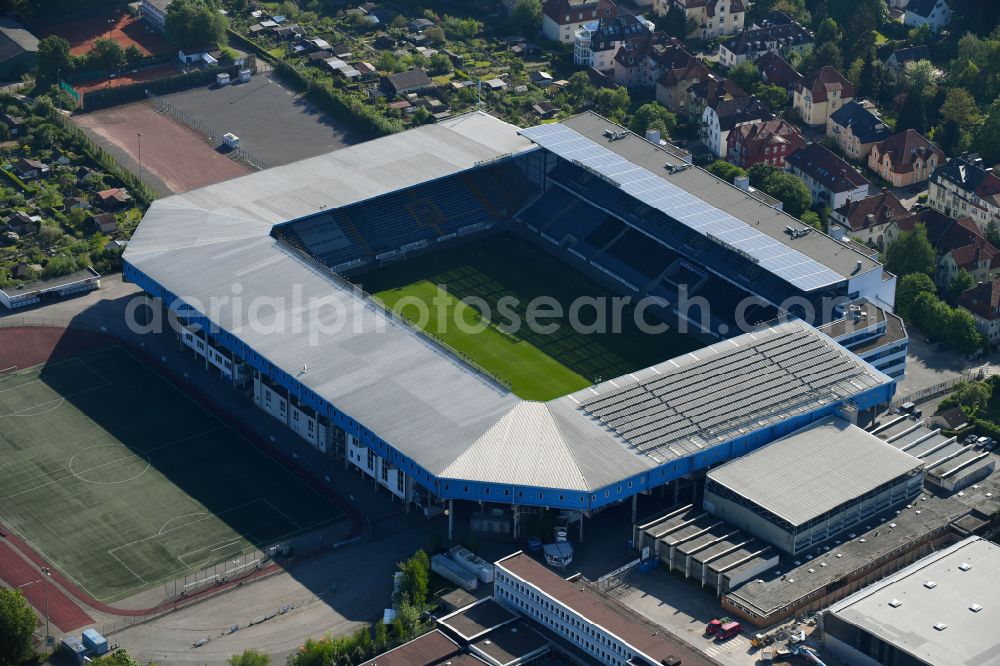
<box><xmin>176</xmin><ymin>538</ymin><xmax>244</xmax><ymax>569</ymax></box>
<box><xmin>260</xmin><ymin>499</ymin><xmax>304</xmax><ymax>531</ymax></box>
<box><xmin>108</xmin><ymin>549</ymin><xmax>147</xmax><ymax>585</ymax></box>
<box><xmin>0</xmin><ymin>426</ymin><xmax>227</xmax><ymax>501</ymax></box>
<box><xmin>158</xmin><ymin>513</ymin><xmax>209</xmax><ymax>535</ymax></box>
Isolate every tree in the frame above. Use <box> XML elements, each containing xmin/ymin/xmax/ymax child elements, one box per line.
<box><xmin>858</xmin><ymin>47</ymin><xmax>884</xmax><ymax>101</ymax></box>
<box><xmin>658</xmin><ymin>5</ymin><xmax>688</xmax><ymax>38</ymax></box>
<box><xmin>427</xmin><ymin>53</ymin><xmax>451</xmax><ymax>75</ymax></box>
<box><xmin>728</xmin><ymin>61</ymin><xmax>760</xmax><ymax>93</ymax></box>
<box><xmin>89</xmin><ymin>38</ymin><xmax>126</xmax><ymax>72</ymax></box>
<box><xmin>37</xmin><ymin>35</ymin><xmax>71</xmax><ymax>84</ymax></box>
<box><xmin>897</xmin><ymin>90</ymin><xmax>928</xmax><ymax>133</ymax></box>
<box><xmin>815</xmin><ymin>17</ymin><xmax>841</xmax><ymax>46</ymax></box>
<box><xmin>902</xmin><ymin>59</ymin><xmax>938</xmax><ymax>96</ymax></box>
<box><xmin>801</xmin><ymin>210</ymin><xmax>822</xmax><ymax>230</ymax></box>
<box><xmin>424</xmin><ymin>25</ymin><xmax>445</xmax><ymax>43</ymax></box>
<box><xmin>629</xmin><ymin>102</ymin><xmax>676</xmax><ymax>137</ymax></box>
<box><xmin>228</xmin><ymin>649</ymin><xmax>270</xmax><ymax>666</ymax></box>
<box><xmin>895</xmin><ymin>272</ymin><xmax>936</xmax><ymax>320</ymax></box>
<box><xmin>752</xmin><ymin>82</ymin><xmax>789</xmax><ymax>112</ymax></box>
<box><xmin>976</xmin><ymin>96</ymin><xmax>1000</xmax><ymax>165</ymax></box>
<box><xmin>565</xmin><ymin>71</ymin><xmax>595</xmax><ymax>106</ymax></box>
<box><xmin>706</xmin><ymin>160</ymin><xmax>746</xmax><ymax>183</ymax></box>
<box><xmin>595</xmin><ymin>86</ymin><xmax>630</xmax><ymax>123</ymax></box>
<box><xmin>810</xmin><ymin>41</ymin><xmax>843</xmax><ymax>71</ymax></box>
<box><xmin>124</xmin><ymin>44</ymin><xmax>143</xmax><ymax>64</ymax></box>
<box><xmin>0</xmin><ymin>589</ymin><xmax>35</xmax><ymax>666</ymax></box>
<box><xmin>509</xmin><ymin>0</ymin><xmax>542</xmax><ymax>36</ymax></box>
<box><xmin>747</xmin><ymin>164</ymin><xmax>812</xmax><ymax>218</ymax></box>
<box><xmin>884</xmin><ymin>223</ymin><xmax>936</xmax><ymax>277</ymax></box>
<box><xmin>373</xmin><ymin>621</ymin><xmax>389</xmax><ymax>652</ymax></box>
<box><xmin>399</xmin><ymin>550</ymin><xmax>430</xmax><ymax>608</ymax></box>
<box><xmin>948</xmin><ymin>269</ymin><xmax>976</xmax><ymax>304</ymax></box>
<box><xmin>165</xmin><ymin>0</ymin><xmax>228</xmax><ymax>49</ymax></box>
<box><xmin>940</xmin><ymin>87</ymin><xmax>981</xmax><ymax>136</ymax></box>
<box><xmin>953</xmin><ymin>380</ymin><xmax>993</xmax><ymax>412</ymax></box>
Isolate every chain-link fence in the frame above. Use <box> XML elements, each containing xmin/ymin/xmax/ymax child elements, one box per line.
<box><xmin>890</xmin><ymin>365</ymin><xmax>990</xmax><ymax>409</ymax></box>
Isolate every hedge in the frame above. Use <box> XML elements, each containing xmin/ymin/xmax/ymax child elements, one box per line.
<box><xmin>0</xmin><ymin>167</ymin><xmax>30</xmax><ymax>192</ymax></box>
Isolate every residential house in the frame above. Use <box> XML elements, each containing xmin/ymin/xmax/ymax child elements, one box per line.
<box><xmin>49</xmin><ymin>148</ymin><xmax>71</xmax><ymax>166</ymax></box>
<box><xmin>826</xmin><ymin>100</ymin><xmax>892</xmax><ymax>162</ymax></box>
<box><xmin>828</xmin><ymin>190</ymin><xmax>908</xmax><ymax>250</ymax></box>
<box><xmin>904</xmin><ymin>0</ymin><xmax>950</xmax><ymax>34</ymax></box>
<box><xmin>886</xmin><ymin>45</ymin><xmax>930</xmax><ymax>74</ymax></box>
<box><xmin>654</xmin><ymin>45</ymin><xmax>711</xmax><ymax>111</ymax></box>
<box><xmin>756</xmin><ymin>51</ymin><xmax>802</xmax><ymax>94</ymax></box>
<box><xmin>958</xmin><ymin>279</ymin><xmax>1000</xmax><ymax>347</ymax></box>
<box><xmin>0</xmin><ymin>18</ymin><xmax>38</xmax><ymax>81</ymax></box>
<box><xmin>529</xmin><ymin>70</ymin><xmax>554</xmax><ymax>86</ymax></box>
<box><xmin>92</xmin><ymin>212</ymin><xmax>118</xmax><ymax>235</ymax></box>
<box><xmin>868</xmin><ymin>129</ymin><xmax>944</xmax><ymax>187</ymax></box>
<box><xmin>574</xmin><ymin>13</ymin><xmax>654</xmax><ymax>71</ymax></box>
<box><xmin>532</xmin><ymin>101</ymin><xmax>561</xmax><ymax>118</ymax></box>
<box><xmin>686</xmin><ymin>77</ymin><xmax>745</xmax><ymax>124</ymax></box>
<box><xmin>14</xmin><ymin>158</ymin><xmax>48</xmax><ymax>179</ymax></box>
<box><xmin>382</xmin><ymin>69</ymin><xmax>433</xmax><ymax>96</ymax></box>
<box><xmin>887</xmin><ymin>211</ymin><xmax>1000</xmax><ymax>288</ymax></box>
<box><xmin>610</xmin><ymin>30</ymin><xmax>672</xmax><ymax>88</ymax></box>
<box><xmin>178</xmin><ymin>46</ymin><xmax>217</xmax><ymax>65</ymax></box>
<box><xmin>5</xmin><ymin>211</ymin><xmax>35</xmax><ymax>236</ymax></box>
<box><xmin>701</xmin><ymin>95</ymin><xmax>771</xmax><ymax>158</ymax></box>
<box><xmin>63</xmin><ymin>196</ymin><xmax>90</xmax><ymax>212</ymax></box>
<box><xmin>97</xmin><ymin>188</ymin><xmax>132</xmax><ymax>211</ymax></box>
<box><xmin>727</xmin><ymin>118</ymin><xmax>805</xmax><ymax>168</ymax></box>
<box><xmin>542</xmin><ymin>0</ymin><xmax>618</xmax><ymax>44</ymax></box>
<box><xmin>409</xmin><ymin>18</ymin><xmax>435</xmax><ymax>32</ymax></box>
<box><xmin>0</xmin><ymin>112</ymin><xmax>25</xmax><ymax>136</ymax></box>
<box><xmin>928</xmin><ymin>154</ymin><xmax>1000</xmax><ymax>233</ymax></box>
<box><xmin>717</xmin><ymin>20</ymin><xmax>812</xmax><ymax>67</ymax></box>
<box><xmin>793</xmin><ymin>66</ymin><xmax>855</xmax><ymax>127</ymax></box>
<box><xmin>660</xmin><ymin>0</ymin><xmax>746</xmax><ymax>40</ymax></box>
<box><xmin>140</xmin><ymin>0</ymin><xmax>172</xmax><ymax>32</ymax></box>
<box><xmin>784</xmin><ymin>142</ymin><xmax>870</xmax><ymax>209</ymax></box>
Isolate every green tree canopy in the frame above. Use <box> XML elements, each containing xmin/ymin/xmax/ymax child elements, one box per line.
<box><xmin>37</xmin><ymin>35</ymin><xmax>71</xmax><ymax>84</ymax></box>
<box><xmin>902</xmin><ymin>59</ymin><xmax>938</xmax><ymax>96</ymax></box>
<box><xmin>727</xmin><ymin>61</ymin><xmax>760</xmax><ymax>93</ymax></box>
<box><xmin>629</xmin><ymin>102</ymin><xmax>676</xmax><ymax>137</ymax></box>
<box><xmin>895</xmin><ymin>271</ymin><xmax>936</xmax><ymax>320</ymax></box>
<box><xmin>815</xmin><ymin>17</ymin><xmax>841</xmax><ymax>45</ymax></box>
<box><xmin>748</xmin><ymin>164</ymin><xmax>812</xmax><ymax>218</ymax></box>
<box><xmin>885</xmin><ymin>223</ymin><xmax>936</xmax><ymax>277</ymax></box>
<box><xmin>166</xmin><ymin>0</ymin><xmax>228</xmax><ymax>49</ymax></box>
<box><xmin>0</xmin><ymin>589</ymin><xmax>36</xmax><ymax>666</ymax></box>
<box><xmin>897</xmin><ymin>89</ymin><xmax>928</xmax><ymax>133</ymax></box>
<box><xmin>946</xmin><ymin>307</ymin><xmax>983</xmax><ymax>354</ymax></box>
<box><xmin>706</xmin><ymin>160</ymin><xmax>746</xmax><ymax>183</ymax></box>
<box><xmin>595</xmin><ymin>86</ymin><xmax>630</xmax><ymax>123</ymax></box>
<box><xmin>953</xmin><ymin>380</ymin><xmax>993</xmax><ymax>412</ymax></box>
<box><xmin>947</xmin><ymin>268</ymin><xmax>976</xmax><ymax>304</ymax></box>
<box><xmin>228</xmin><ymin>649</ymin><xmax>270</xmax><ymax>666</ymax></box>
<box><xmin>509</xmin><ymin>0</ymin><xmax>542</xmax><ymax>36</ymax></box>
<box><xmin>976</xmin><ymin>96</ymin><xmax>1000</xmax><ymax>165</ymax></box>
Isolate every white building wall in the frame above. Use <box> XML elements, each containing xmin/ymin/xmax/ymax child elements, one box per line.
<box><xmin>254</xmin><ymin>378</ymin><xmax>288</xmax><ymax>424</ymax></box>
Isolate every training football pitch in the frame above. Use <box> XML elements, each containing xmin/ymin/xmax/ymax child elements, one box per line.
<box><xmin>0</xmin><ymin>346</ymin><xmax>345</xmax><ymax>602</ymax></box>
<box><xmin>358</xmin><ymin>233</ymin><xmax>700</xmax><ymax>400</ymax></box>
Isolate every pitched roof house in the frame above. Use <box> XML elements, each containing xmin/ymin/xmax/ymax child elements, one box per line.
<box><xmin>784</xmin><ymin>142</ymin><xmax>869</xmax><ymax>209</ymax></box>
<box><xmin>828</xmin><ymin>190</ymin><xmax>908</xmax><ymax>249</ymax></box>
<box><xmin>826</xmin><ymin>100</ymin><xmax>892</xmax><ymax>162</ymax></box>
<box><xmin>653</xmin><ymin>44</ymin><xmax>711</xmax><ymax>111</ymax></box>
<box><xmin>958</xmin><ymin>279</ymin><xmax>1000</xmax><ymax>345</ymax></box>
<box><xmin>928</xmin><ymin>154</ymin><xmax>1000</xmax><ymax>232</ymax></box>
<box><xmin>868</xmin><ymin>129</ymin><xmax>944</xmax><ymax>187</ymax></box>
<box><xmin>793</xmin><ymin>66</ymin><xmax>855</xmax><ymax>126</ymax></box>
<box><xmin>542</xmin><ymin>0</ymin><xmax>618</xmax><ymax>44</ymax></box>
<box><xmin>726</xmin><ymin>118</ymin><xmax>805</xmax><ymax>169</ymax></box>
<box><xmin>701</xmin><ymin>95</ymin><xmax>771</xmax><ymax>158</ymax></box>
<box><xmin>756</xmin><ymin>51</ymin><xmax>802</xmax><ymax>91</ymax></box>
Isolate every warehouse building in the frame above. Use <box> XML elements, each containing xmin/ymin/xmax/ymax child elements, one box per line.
<box><xmin>704</xmin><ymin>417</ymin><xmax>925</xmax><ymax>555</ymax></box>
<box><xmin>824</xmin><ymin>536</ymin><xmax>1000</xmax><ymax>666</ymax></box>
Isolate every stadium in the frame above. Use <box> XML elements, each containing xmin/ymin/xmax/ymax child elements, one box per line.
<box><xmin>122</xmin><ymin>111</ymin><xmax>899</xmax><ymax>537</ymax></box>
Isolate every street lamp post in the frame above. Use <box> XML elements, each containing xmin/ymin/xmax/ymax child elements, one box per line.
<box><xmin>40</xmin><ymin>567</ymin><xmax>50</xmax><ymax>644</ymax></box>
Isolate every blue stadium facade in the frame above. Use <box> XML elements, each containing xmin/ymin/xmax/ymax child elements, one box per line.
<box><xmin>123</xmin><ymin>112</ymin><xmax>897</xmax><ymax>534</ymax></box>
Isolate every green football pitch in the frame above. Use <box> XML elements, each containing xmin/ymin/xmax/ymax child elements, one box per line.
<box><xmin>0</xmin><ymin>346</ymin><xmax>345</xmax><ymax>602</ymax></box>
<box><xmin>358</xmin><ymin>233</ymin><xmax>701</xmax><ymax>400</ymax></box>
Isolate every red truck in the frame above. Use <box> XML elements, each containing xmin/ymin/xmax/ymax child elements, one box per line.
<box><xmin>716</xmin><ymin>621</ymin><xmax>742</xmax><ymax>641</ymax></box>
<box><xmin>705</xmin><ymin>618</ymin><xmax>730</xmax><ymax>636</ymax></box>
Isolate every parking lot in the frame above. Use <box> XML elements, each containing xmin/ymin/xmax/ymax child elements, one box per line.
<box><xmin>892</xmin><ymin>323</ymin><xmax>980</xmax><ymax>399</ymax></box>
<box><xmin>154</xmin><ymin>71</ymin><xmax>359</xmax><ymax>169</ymax></box>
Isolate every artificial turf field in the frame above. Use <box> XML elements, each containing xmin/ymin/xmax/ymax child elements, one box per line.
<box><xmin>358</xmin><ymin>233</ymin><xmax>701</xmax><ymax>400</ymax></box>
<box><xmin>0</xmin><ymin>346</ymin><xmax>345</xmax><ymax>602</ymax></box>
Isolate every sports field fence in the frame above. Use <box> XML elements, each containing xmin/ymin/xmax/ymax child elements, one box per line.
<box><xmin>145</xmin><ymin>90</ymin><xmax>271</xmax><ymax>171</ymax></box>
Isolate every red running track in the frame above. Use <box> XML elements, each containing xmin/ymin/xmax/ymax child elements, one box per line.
<box><xmin>0</xmin><ymin>540</ymin><xmax>93</xmax><ymax>632</ymax></box>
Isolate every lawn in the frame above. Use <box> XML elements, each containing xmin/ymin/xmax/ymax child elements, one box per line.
<box><xmin>358</xmin><ymin>233</ymin><xmax>701</xmax><ymax>400</ymax></box>
<box><xmin>0</xmin><ymin>347</ymin><xmax>346</xmax><ymax>602</ymax></box>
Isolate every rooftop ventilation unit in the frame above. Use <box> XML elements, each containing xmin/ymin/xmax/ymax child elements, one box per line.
<box><xmin>959</xmin><ymin>563</ymin><xmax>972</xmax><ymax>571</ymax></box>
<box><xmin>924</xmin><ymin>581</ymin><xmax>938</xmax><ymax>589</ymax></box>
<box><xmin>971</xmin><ymin>604</ymin><xmax>983</xmax><ymax>612</ymax></box>
<box><xmin>888</xmin><ymin>599</ymin><xmax>902</xmax><ymax>608</ymax></box>
<box><xmin>933</xmin><ymin>623</ymin><xmax>947</xmax><ymax>631</ymax></box>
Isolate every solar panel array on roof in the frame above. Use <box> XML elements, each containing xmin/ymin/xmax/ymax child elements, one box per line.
<box><xmin>577</xmin><ymin>326</ymin><xmax>884</xmax><ymax>462</ymax></box>
<box><xmin>519</xmin><ymin>124</ymin><xmax>845</xmax><ymax>291</ymax></box>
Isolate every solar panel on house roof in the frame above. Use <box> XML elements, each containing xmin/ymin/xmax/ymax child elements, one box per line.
<box><xmin>519</xmin><ymin>124</ymin><xmax>846</xmax><ymax>291</ymax></box>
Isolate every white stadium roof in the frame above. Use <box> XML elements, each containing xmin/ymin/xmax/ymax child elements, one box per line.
<box><xmin>706</xmin><ymin>416</ymin><xmax>924</xmax><ymax>526</ymax></box>
<box><xmin>125</xmin><ymin>112</ymin><xmax>893</xmax><ymax>494</ymax></box>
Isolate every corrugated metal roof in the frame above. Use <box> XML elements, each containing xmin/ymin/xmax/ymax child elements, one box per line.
<box><xmin>125</xmin><ymin>113</ymin><xmax>892</xmax><ymax>494</ymax></box>
<box><xmin>706</xmin><ymin>416</ymin><xmax>923</xmax><ymax>526</ymax></box>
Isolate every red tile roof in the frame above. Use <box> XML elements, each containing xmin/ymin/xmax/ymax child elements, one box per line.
<box><xmin>871</xmin><ymin>129</ymin><xmax>944</xmax><ymax>175</ymax></box>
<box><xmin>797</xmin><ymin>65</ymin><xmax>855</xmax><ymax>103</ymax></box>
<box><xmin>833</xmin><ymin>190</ymin><xmax>907</xmax><ymax>231</ymax></box>
<box><xmin>727</xmin><ymin>118</ymin><xmax>805</xmax><ymax>168</ymax></box>
<box><xmin>959</xmin><ymin>279</ymin><xmax>1000</xmax><ymax>321</ymax></box>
